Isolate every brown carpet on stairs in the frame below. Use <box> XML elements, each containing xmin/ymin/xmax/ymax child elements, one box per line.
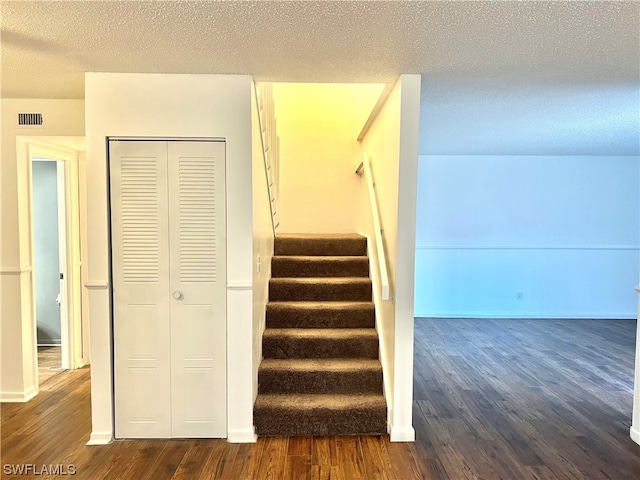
<box><xmin>254</xmin><ymin>234</ymin><xmax>387</xmax><ymax>436</ymax></box>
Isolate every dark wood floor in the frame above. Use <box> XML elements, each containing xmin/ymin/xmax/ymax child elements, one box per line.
<box><xmin>2</xmin><ymin>318</ymin><xmax>640</xmax><ymax>479</ymax></box>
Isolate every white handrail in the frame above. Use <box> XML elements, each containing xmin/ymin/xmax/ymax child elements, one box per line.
<box><xmin>356</xmin><ymin>153</ymin><xmax>390</xmax><ymax>300</ymax></box>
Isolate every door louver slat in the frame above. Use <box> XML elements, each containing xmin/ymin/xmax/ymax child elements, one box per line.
<box><xmin>178</xmin><ymin>158</ymin><xmax>217</xmax><ymax>283</ymax></box>
<box><xmin>120</xmin><ymin>157</ymin><xmax>159</xmax><ymax>283</ymax></box>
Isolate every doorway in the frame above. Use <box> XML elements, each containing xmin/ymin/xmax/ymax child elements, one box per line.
<box><xmin>18</xmin><ymin>136</ymin><xmax>88</xmax><ymax>397</ymax></box>
<box><xmin>32</xmin><ymin>158</ymin><xmax>65</xmax><ymax>384</ymax></box>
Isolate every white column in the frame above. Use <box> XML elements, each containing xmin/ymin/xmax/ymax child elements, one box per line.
<box><xmin>631</xmin><ymin>286</ymin><xmax>640</xmax><ymax>445</ymax></box>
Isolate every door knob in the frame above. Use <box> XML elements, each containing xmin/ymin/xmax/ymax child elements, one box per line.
<box><xmin>173</xmin><ymin>290</ymin><xmax>183</xmax><ymax>300</ymax></box>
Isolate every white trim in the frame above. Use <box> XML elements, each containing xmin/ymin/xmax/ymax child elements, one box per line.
<box><xmin>84</xmin><ymin>281</ymin><xmax>109</xmax><ymax>290</ymax></box>
<box><xmin>390</xmin><ymin>425</ymin><xmax>416</xmax><ymax>442</ymax></box>
<box><xmin>86</xmin><ymin>431</ymin><xmax>113</xmax><ymax>445</ymax></box>
<box><xmin>357</xmin><ymin>81</ymin><xmax>397</xmax><ymax>141</ymax></box>
<box><xmin>635</xmin><ymin>285</ymin><xmax>640</xmax><ymax>293</ymax></box>
<box><xmin>22</xmin><ymin>138</ymin><xmax>84</xmax><ymax>385</ymax></box>
<box><xmin>23</xmin><ymin>138</ymin><xmax>78</xmax><ymax>157</ymax></box>
<box><xmin>631</xmin><ymin>425</ymin><xmax>640</xmax><ymax>446</ymax></box>
<box><xmin>227</xmin><ymin>427</ymin><xmax>257</xmax><ymax>443</ymax></box>
<box><xmin>0</xmin><ymin>266</ymin><xmax>32</xmax><ymax>275</ymax></box>
<box><xmin>365</xmin><ymin>234</ymin><xmax>394</xmax><ymax>426</ymax></box>
<box><xmin>0</xmin><ymin>385</ymin><xmax>37</xmax><ymax>403</ymax></box>
<box><xmin>227</xmin><ymin>282</ymin><xmax>252</xmax><ymax>291</ymax></box>
<box><xmin>0</xmin><ymin>268</ymin><xmax>22</xmax><ymax>275</ymax></box>
<box><xmin>108</xmin><ymin>136</ymin><xmax>225</xmax><ymax>143</ymax></box>
<box><xmin>53</xmin><ymin>158</ymin><xmax>71</xmax><ymax>370</ymax></box>
<box><xmin>416</xmin><ymin>244</ymin><xmax>640</xmax><ymax>251</ymax></box>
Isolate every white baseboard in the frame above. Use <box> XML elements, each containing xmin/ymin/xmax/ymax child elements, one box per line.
<box><xmin>1</xmin><ymin>385</ymin><xmax>37</xmax><ymax>403</ymax></box>
<box><xmin>86</xmin><ymin>431</ymin><xmax>113</xmax><ymax>445</ymax></box>
<box><xmin>390</xmin><ymin>425</ymin><xmax>415</xmax><ymax>442</ymax></box>
<box><xmin>227</xmin><ymin>427</ymin><xmax>257</xmax><ymax>443</ymax></box>
<box><xmin>631</xmin><ymin>425</ymin><xmax>640</xmax><ymax>445</ymax></box>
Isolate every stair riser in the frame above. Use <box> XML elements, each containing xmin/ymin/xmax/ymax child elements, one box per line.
<box><xmin>271</xmin><ymin>257</ymin><xmax>370</xmax><ymax>278</ymax></box>
<box><xmin>275</xmin><ymin>238</ymin><xmax>367</xmax><ymax>257</ymax></box>
<box><xmin>262</xmin><ymin>337</ymin><xmax>379</xmax><ymax>359</ymax></box>
<box><xmin>258</xmin><ymin>369</ymin><xmax>383</xmax><ymax>394</ymax></box>
<box><xmin>269</xmin><ymin>281</ymin><xmax>372</xmax><ymax>302</ymax></box>
<box><xmin>266</xmin><ymin>307</ymin><xmax>375</xmax><ymax>329</ymax></box>
<box><xmin>254</xmin><ymin>406</ymin><xmax>387</xmax><ymax>436</ymax></box>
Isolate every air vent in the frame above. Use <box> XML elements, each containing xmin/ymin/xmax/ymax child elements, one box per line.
<box><xmin>18</xmin><ymin>113</ymin><xmax>43</xmax><ymax>126</ymax></box>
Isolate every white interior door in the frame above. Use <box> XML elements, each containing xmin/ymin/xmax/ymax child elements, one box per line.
<box><xmin>167</xmin><ymin>141</ymin><xmax>226</xmax><ymax>438</ymax></box>
<box><xmin>111</xmin><ymin>140</ymin><xmax>171</xmax><ymax>438</ymax></box>
<box><xmin>111</xmin><ymin>140</ymin><xmax>226</xmax><ymax>439</ymax></box>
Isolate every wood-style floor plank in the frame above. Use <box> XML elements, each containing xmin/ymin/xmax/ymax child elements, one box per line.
<box><xmin>2</xmin><ymin>318</ymin><xmax>639</xmax><ymax>479</ymax></box>
<box><xmin>335</xmin><ymin>436</ymin><xmax>366</xmax><ymax>480</ymax></box>
<box><xmin>254</xmin><ymin>436</ymin><xmax>287</xmax><ymax>479</ymax></box>
<box><xmin>37</xmin><ymin>346</ymin><xmax>63</xmax><ymax>386</ymax></box>
<box><xmin>359</xmin><ymin>435</ymin><xmax>393</xmax><ymax>480</ymax></box>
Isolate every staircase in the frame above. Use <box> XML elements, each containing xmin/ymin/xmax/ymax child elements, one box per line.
<box><xmin>254</xmin><ymin>234</ymin><xmax>387</xmax><ymax>436</ymax></box>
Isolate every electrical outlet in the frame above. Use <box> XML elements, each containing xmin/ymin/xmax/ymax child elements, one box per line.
<box><xmin>517</xmin><ymin>292</ymin><xmax>524</xmax><ymax>301</ymax></box>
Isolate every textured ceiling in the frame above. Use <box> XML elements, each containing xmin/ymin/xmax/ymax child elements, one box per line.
<box><xmin>1</xmin><ymin>0</ymin><xmax>639</xmax><ymax>155</ymax></box>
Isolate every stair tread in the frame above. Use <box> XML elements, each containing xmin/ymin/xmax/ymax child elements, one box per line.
<box><xmin>273</xmin><ymin>254</ymin><xmax>367</xmax><ymax>259</ymax></box>
<box><xmin>267</xmin><ymin>301</ymin><xmax>374</xmax><ymax>309</ymax></box>
<box><xmin>254</xmin><ymin>393</ymin><xmax>386</xmax><ymax>410</ymax></box>
<box><xmin>269</xmin><ymin>277</ymin><xmax>372</xmax><ymax>302</ymax></box>
<box><xmin>263</xmin><ymin>328</ymin><xmax>378</xmax><ymax>339</ymax></box>
<box><xmin>270</xmin><ymin>277</ymin><xmax>371</xmax><ymax>284</ymax></box>
<box><xmin>276</xmin><ymin>234</ymin><xmax>365</xmax><ymax>240</ymax></box>
<box><xmin>259</xmin><ymin>358</ymin><xmax>382</xmax><ymax>372</ymax></box>
<box><xmin>266</xmin><ymin>301</ymin><xmax>375</xmax><ymax>329</ymax></box>
<box><xmin>275</xmin><ymin>234</ymin><xmax>367</xmax><ymax>257</ymax></box>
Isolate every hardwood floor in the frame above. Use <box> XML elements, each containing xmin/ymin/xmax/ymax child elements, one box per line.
<box><xmin>2</xmin><ymin>318</ymin><xmax>640</xmax><ymax>479</ymax></box>
<box><xmin>413</xmin><ymin>319</ymin><xmax>640</xmax><ymax>479</ymax></box>
<box><xmin>38</xmin><ymin>346</ymin><xmax>63</xmax><ymax>386</ymax></box>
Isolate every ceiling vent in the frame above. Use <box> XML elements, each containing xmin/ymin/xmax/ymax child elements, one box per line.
<box><xmin>18</xmin><ymin>113</ymin><xmax>44</xmax><ymax>126</ymax></box>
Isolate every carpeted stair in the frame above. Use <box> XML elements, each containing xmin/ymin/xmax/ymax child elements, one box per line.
<box><xmin>254</xmin><ymin>234</ymin><xmax>387</xmax><ymax>436</ymax></box>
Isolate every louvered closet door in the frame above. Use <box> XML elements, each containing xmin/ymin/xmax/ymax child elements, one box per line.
<box><xmin>167</xmin><ymin>141</ymin><xmax>226</xmax><ymax>438</ymax></box>
<box><xmin>111</xmin><ymin>140</ymin><xmax>172</xmax><ymax>438</ymax></box>
<box><xmin>111</xmin><ymin>140</ymin><xmax>226</xmax><ymax>439</ymax></box>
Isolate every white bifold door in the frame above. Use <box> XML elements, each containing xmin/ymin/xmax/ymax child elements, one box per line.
<box><xmin>110</xmin><ymin>140</ymin><xmax>226</xmax><ymax>438</ymax></box>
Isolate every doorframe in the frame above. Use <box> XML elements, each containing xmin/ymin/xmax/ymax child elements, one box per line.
<box><xmin>17</xmin><ymin>136</ymin><xmax>86</xmax><ymax>391</ymax></box>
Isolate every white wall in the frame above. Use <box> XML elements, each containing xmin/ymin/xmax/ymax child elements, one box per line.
<box><xmin>84</xmin><ymin>73</ymin><xmax>254</xmax><ymax>443</ymax></box>
<box><xmin>251</xmin><ymin>83</ymin><xmax>274</xmax><ymax>403</ymax></box>
<box><xmin>360</xmin><ymin>75</ymin><xmax>421</xmax><ymax>441</ymax></box>
<box><xmin>420</xmin><ymin>77</ymin><xmax>640</xmax><ymax>157</ymax></box>
<box><xmin>1</xmin><ymin>99</ymin><xmax>84</xmax><ymax>402</ymax></box>
<box><xmin>415</xmin><ymin>155</ymin><xmax>639</xmax><ymax>318</ymax></box>
<box><xmin>274</xmin><ymin>83</ymin><xmax>383</xmax><ymax>234</ymax></box>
